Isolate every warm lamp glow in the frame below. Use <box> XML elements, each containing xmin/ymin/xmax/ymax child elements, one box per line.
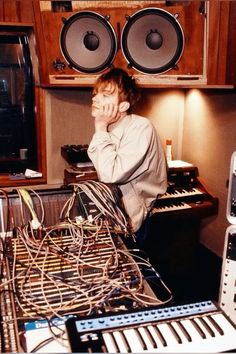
<box><xmin>187</xmin><ymin>89</ymin><xmax>203</xmax><ymax>106</ymax></box>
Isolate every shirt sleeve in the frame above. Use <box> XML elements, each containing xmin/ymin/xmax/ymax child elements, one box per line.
<box><xmin>88</xmin><ymin>124</ymin><xmax>153</xmax><ymax>184</ymax></box>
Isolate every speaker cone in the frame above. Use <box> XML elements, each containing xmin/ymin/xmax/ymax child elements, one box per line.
<box><xmin>60</xmin><ymin>11</ymin><xmax>117</xmax><ymax>73</ymax></box>
<box><xmin>121</xmin><ymin>8</ymin><xmax>184</xmax><ymax>74</ymax></box>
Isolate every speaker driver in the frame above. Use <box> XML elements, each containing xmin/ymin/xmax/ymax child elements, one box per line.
<box><xmin>60</xmin><ymin>11</ymin><xmax>117</xmax><ymax>73</ymax></box>
<box><xmin>121</xmin><ymin>8</ymin><xmax>184</xmax><ymax>74</ymax></box>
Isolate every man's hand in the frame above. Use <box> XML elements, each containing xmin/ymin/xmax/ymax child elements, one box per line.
<box><xmin>93</xmin><ymin>103</ymin><xmax>120</xmax><ymax>132</ymax></box>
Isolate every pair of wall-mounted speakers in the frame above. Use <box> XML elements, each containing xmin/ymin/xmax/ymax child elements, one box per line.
<box><xmin>59</xmin><ymin>8</ymin><xmax>184</xmax><ymax>75</ymax></box>
<box><xmin>38</xmin><ymin>2</ymin><xmax>206</xmax><ymax>84</ymax></box>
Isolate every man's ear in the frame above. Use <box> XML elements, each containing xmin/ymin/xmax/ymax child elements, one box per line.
<box><xmin>119</xmin><ymin>101</ymin><xmax>130</xmax><ymax>113</ymax></box>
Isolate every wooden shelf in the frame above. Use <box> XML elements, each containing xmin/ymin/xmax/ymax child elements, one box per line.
<box><xmin>0</xmin><ymin>174</ymin><xmax>46</xmax><ymax>188</ymax></box>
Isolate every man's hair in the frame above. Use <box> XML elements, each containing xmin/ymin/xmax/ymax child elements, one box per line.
<box><xmin>93</xmin><ymin>67</ymin><xmax>141</xmax><ymax>113</ymax></box>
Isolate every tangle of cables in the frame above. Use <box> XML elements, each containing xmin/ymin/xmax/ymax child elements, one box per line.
<box><xmin>62</xmin><ymin>181</ymin><xmax>131</xmax><ymax>234</ymax></box>
<box><xmin>0</xmin><ymin>183</ymin><xmax>172</xmax><ymax>352</ymax></box>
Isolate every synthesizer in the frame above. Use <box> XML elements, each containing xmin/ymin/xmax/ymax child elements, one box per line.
<box><xmin>151</xmin><ymin>164</ymin><xmax>218</xmax><ymax>218</ymax></box>
<box><xmin>61</xmin><ymin>144</ymin><xmax>91</xmax><ymax>164</ymax></box>
<box><xmin>65</xmin><ymin>300</ymin><xmax>236</xmax><ymax>353</ymax></box>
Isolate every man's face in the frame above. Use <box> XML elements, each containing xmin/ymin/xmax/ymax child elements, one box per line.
<box><xmin>91</xmin><ymin>82</ymin><xmax>119</xmax><ymax>118</ymax></box>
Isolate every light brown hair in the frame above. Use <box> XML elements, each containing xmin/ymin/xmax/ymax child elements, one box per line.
<box><xmin>93</xmin><ymin>67</ymin><xmax>140</xmax><ymax>113</ymax></box>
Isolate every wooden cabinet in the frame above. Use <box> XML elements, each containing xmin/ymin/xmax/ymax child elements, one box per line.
<box><xmin>1</xmin><ymin>1</ymin><xmax>236</xmax><ymax>87</ymax></box>
<box><xmin>32</xmin><ymin>1</ymin><xmax>207</xmax><ymax>87</ymax></box>
<box><xmin>207</xmin><ymin>1</ymin><xmax>236</xmax><ymax>86</ymax></box>
<box><xmin>0</xmin><ymin>0</ymin><xmax>34</xmax><ymax>23</ymax></box>
<box><xmin>31</xmin><ymin>0</ymin><xmax>236</xmax><ymax>88</ymax></box>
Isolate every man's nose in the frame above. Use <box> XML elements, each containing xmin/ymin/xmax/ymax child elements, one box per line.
<box><xmin>92</xmin><ymin>94</ymin><xmax>99</xmax><ymax>103</ymax></box>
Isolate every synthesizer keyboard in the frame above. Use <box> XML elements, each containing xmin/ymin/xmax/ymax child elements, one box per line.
<box><xmin>65</xmin><ymin>300</ymin><xmax>236</xmax><ymax>353</ymax></box>
<box><xmin>149</xmin><ymin>162</ymin><xmax>218</xmax><ymax>218</ymax></box>
<box><xmin>159</xmin><ymin>187</ymin><xmax>203</xmax><ymax>200</ymax></box>
<box><xmin>151</xmin><ymin>183</ymin><xmax>218</xmax><ymax>217</ymax></box>
<box><xmin>150</xmin><ymin>201</ymin><xmax>192</xmax><ymax>214</ymax></box>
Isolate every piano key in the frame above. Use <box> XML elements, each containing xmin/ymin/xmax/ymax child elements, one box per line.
<box><xmin>141</xmin><ymin>326</ymin><xmax>158</xmax><ymax>349</ymax></box>
<box><xmin>103</xmin><ymin>332</ymin><xmax>119</xmax><ymax>353</ymax></box>
<box><xmin>194</xmin><ymin>317</ymin><xmax>215</xmax><ymax>338</ymax></box>
<box><xmin>196</xmin><ymin>316</ymin><xmax>218</xmax><ymax>338</ymax></box>
<box><xmin>210</xmin><ymin>313</ymin><xmax>235</xmax><ymax>335</ymax></box>
<box><xmin>174</xmin><ymin>321</ymin><xmax>192</xmax><ymax>342</ymax></box>
<box><xmin>123</xmin><ymin>328</ymin><xmax>146</xmax><ymax>352</ymax></box>
<box><xmin>169</xmin><ymin>321</ymin><xmax>191</xmax><ymax>344</ymax></box>
<box><xmin>207</xmin><ymin>315</ymin><xmax>224</xmax><ymax>335</ymax></box>
<box><xmin>160</xmin><ymin>187</ymin><xmax>203</xmax><ymax>199</ymax></box>
<box><xmin>136</xmin><ymin>328</ymin><xmax>148</xmax><ymax>350</ymax></box>
<box><xmin>148</xmin><ymin>325</ymin><xmax>167</xmax><ymax>348</ymax></box>
<box><xmin>180</xmin><ymin>318</ymin><xmax>208</xmax><ymax>341</ymax></box>
<box><xmin>156</xmin><ymin>322</ymin><xmax>183</xmax><ymax>346</ymax></box>
<box><xmin>113</xmin><ymin>330</ymin><xmax>131</xmax><ymax>353</ymax></box>
<box><xmin>167</xmin><ymin>322</ymin><xmax>182</xmax><ymax>343</ymax></box>
<box><xmin>148</xmin><ymin>325</ymin><xmax>167</xmax><ymax>347</ymax></box>
<box><xmin>137</xmin><ymin>326</ymin><xmax>156</xmax><ymax>350</ymax></box>
<box><xmin>190</xmin><ymin>318</ymin><xmax>206</xmax><ymax>339</ymax></box>
<box><xmin>151</xmin><ymin>202</ymin><xmax>192</xmax><ymax>214</ymax></box>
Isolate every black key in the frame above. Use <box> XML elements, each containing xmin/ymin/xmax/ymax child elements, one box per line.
<box><xmin>120</xmin><ymin>331</ymin><xmax>132</xmax><ymax>353</ymax></box>
<box><xmin>110</xmin><ymin>332</ymin><xmax>120</xmax><ymax>353</ymax></box>
<box><xmin>208</xmin><ymin>316</ymin><xmax>224</xmax><ymax>336</ymax></box>
<box><xmin>191</xmin><ymin>318</ymin><xmax>206</xmax><ymax>339</ymax></box>
<box><xmin>199</xmin><ymin>317</ymin><xmax>215</xmax><ymax>337</ymax></box>
<box><xmin>176</xmin><ymin>321</ymin><xmax>192</xmax><ymax>342</ymax></box>
<box><xmin>153</xmin><ymin>325</ymin><xmax>167</xmax><ymax>347</ymax></box>
<box><xmin>136</xmin><ymin>328</ymin><xmax>148</xmax><ymax>350</ymax></box>
<box><xmin>144</xmin><ymin>326</ymin><xmax>158</xmax><ymax>348</ymax></box>
<box><xmin>168</xmin><ymin>322</ymin><xmax>182</xmax><ymax>343</ymax></box>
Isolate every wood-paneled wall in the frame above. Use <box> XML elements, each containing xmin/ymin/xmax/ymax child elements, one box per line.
<box><xmin>0</xmin><ymin>0</ymin><xmax>34</xmax><ymax>23</ymax></box>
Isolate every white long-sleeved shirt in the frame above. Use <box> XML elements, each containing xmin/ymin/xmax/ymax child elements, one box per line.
<box><xmin>88</xmin><ymin>114</ymin><xmax>167</xmax><ymax>232</ymax></box>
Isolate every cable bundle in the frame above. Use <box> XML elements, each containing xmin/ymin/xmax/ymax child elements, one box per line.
<box><xmin>6</xmin><ymin>222</ymin><xmax>168</xmax><ymax>319</ymax></box>
<box><xmin>61</xmin><ymin>181</ymin><xmax>130</xmax><ymax>234</ymax></box>
<box><xmin>0</xmin><ymin>185</ymin><xmax>172</xmax><ymax>352</ymax></box>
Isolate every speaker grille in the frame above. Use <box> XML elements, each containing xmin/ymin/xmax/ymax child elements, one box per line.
<box><xmin>121</xmin><ymin>8</ymin><xmax>184</xmax><ymax>74</ymax></box>
<box><xmin>60</xmin><ymin>11</ymin><xmax>117</xmax><ymax>73</ymax></box>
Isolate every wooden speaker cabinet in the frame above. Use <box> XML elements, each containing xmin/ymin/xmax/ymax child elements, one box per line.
<box><xmin>33</xmin><ymin>1</ymin><xmax>207</xmax><ymax>87</ymax></box>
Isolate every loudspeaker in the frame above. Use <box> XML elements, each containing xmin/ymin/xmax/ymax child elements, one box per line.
<box><xmin>60</xmin><ymin>11</ymin><xmax>117</xmax><ymax>74</ymax></box>
<box><xmin>121</xmin><ymin>8</ymin><xmax>184</xmax><ymax>74</ymax></box>
<box><xmin>35</xmin><ymin>1</ymin><xmax>206</xmax><ymax>86</ymax></box>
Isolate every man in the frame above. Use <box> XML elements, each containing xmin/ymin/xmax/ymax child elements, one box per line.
<box><xmin>88</xmin><ymin>67</ymin><xmax>167</xmax><ymax>240</ymax></box>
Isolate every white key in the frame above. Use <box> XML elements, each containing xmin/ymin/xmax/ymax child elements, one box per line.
<box><xmin>170</xmin><ymin>321</ymin><xmax>191</xmax><ymax>344</ymax></box>
<box><xmin>211</xmin><ymin>313</ymin><xmax>236</xmax><ymax>337</ymax></box>
<box><xmin>123</xmin><ymin>328</ymin><xmax>145</xmax><ymax>352</ymax></box>
<box><xmin>103</xmin><ymin>332</ymin><xmax>119</xmax><ymax>353</ymax></box>
<box><xmin>138</xmin><ymin>327</ymin><xmax>156</xmax><ymax>350</ymax></box>
<box><xmin>156</xmin><ymin>322</ymin><xmax>182</xmax><ymax>346</ymax></box>
<box><xmin>205</xmin><ymin>315</ymin><xmax>224</xmax><ymax>335</ymax></box>
<box><xmin>180</xmin><ymin>319</ymin><xmax>206</xmax><ymax>342</ymax></box>
<box><xmin>194</xmin><ymin>316</ymin><xmax>216</xmax><ymax>338</ymax></box>
<box><xmin>152</xmin><ymin>202</ymin><xmax>192</xmax><ymax>213</ymax></box>
<box><xmin>147</xmin><ymin>324</ymin><xmax>167</xmax><ymax>348</ymax></box>
<box><xmin>113</xmin><ymin>331</ymin><xmax>130</xmax><ymax>353</ymax></box>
